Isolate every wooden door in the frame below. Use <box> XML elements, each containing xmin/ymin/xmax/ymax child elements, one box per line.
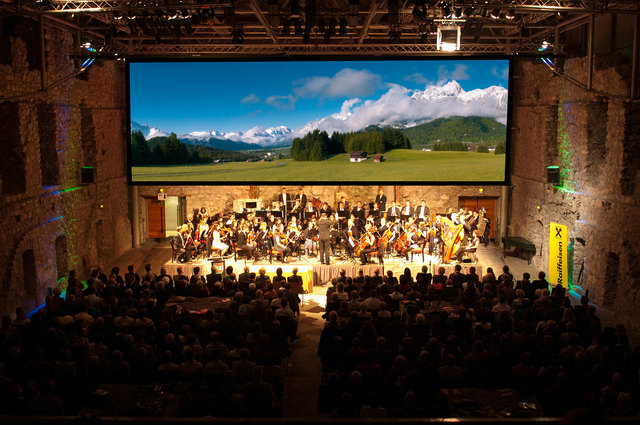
<box><xmin>147</xmin><ymin>198</ymin><xmax>166</xmax><ymax>239</ymax></box>
<box><xmin>458</xmin><ymin>196</ymin><xmax>497</xmax><ymax>239</ymax></box>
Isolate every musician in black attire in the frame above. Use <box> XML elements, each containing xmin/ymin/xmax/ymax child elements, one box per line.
<box><xmin>415</xmin><ymin>200</ymin><xmax>430</xmax><ymax>222</ymax></box>
<box><xmin>295</xmin><ymin>187</ymin><xmax>307</xmax><ymax>208</ymax></box>
<box><xmin>319</xmin><ymin>202</ymin><xmax>332</xmax><ymax>217</ymax></box>
<box><xmin>278</xmin><ymin>187</ymin><xmax>291</xmax><ymax>216</ymax></box>
<box><xmin>375</xmin><ymin>187</ymin><xmax>387</xmax><ymax>211</ymax></box>
<box><xmin>386</xmin><ymin>202</ymin><xmax>400</xmax><ymax>221</ymax></box>
<box><xmin>256</xmin><ymin>222</ymin><xmax>271</xmax><ymax>259</ymax></box>
<box><xmin>317</xmin><ymin>213</ymin><xmax>332</xmax><ymax>265</ymax></box>
<box><xmin>172</xmin><ymin>225</ymin><xmax>195</xmax><ymax>262</ymax></box>
<box><xmin>359</xmin><ymin>228</ymin><xmax>380</xmax><ymax>265</ymax></box>
<box><xmin>272</xmin><ymin>227</ymin><xmax>292</xmax><ymax>263</ymax></box>
<box><xmin>352</xmin><ymin>201</ymin><xmax>366</xmax><ymax>226</ymax></box>
<box><xmin>236</xmin><ymin>224</ymin><xmax>256</xmax><ymax>260</ymax></box>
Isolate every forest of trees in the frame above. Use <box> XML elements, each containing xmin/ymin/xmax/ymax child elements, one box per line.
<box><xmin>290</xmin><ymin>127</ymin><xmax>411</xmax><ymax>161</ymax></box>
<box><xmin>130</xmin><ymin>131</ymin><xmax>266</xmax><ymax>165</ymax></box>
<box><xmin>401</xmin><ymin>116</ymin><xmax>506</xmax><ymax>147</ymax></box>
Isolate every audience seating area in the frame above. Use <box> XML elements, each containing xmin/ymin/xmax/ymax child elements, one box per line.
<box><xmin>317</xmin><ymin>265</ymin><xmax>639</xmax><ymax>419</ymax></box>
<box><xmin>0</xmin><ymin>264</ymin><xmax>301</xmax><ymax>417</ymax></box>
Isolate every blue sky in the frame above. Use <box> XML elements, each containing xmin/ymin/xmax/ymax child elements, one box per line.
<box><xmin>129</xmin><ymin>59</ymin><xmax>510</xmax><ymax>134</ymax></box>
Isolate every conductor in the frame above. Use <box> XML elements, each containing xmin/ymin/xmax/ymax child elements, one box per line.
<box><xmin>317</xmin><ymin>212</ymin><xmax>332</xmax><ymax>265</ymax></box>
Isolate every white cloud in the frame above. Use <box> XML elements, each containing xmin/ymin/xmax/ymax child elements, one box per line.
<box><xmin>403</xmin><ymin>73</ymin><xmax>430</xmax><ymax>85</ymax></box>
<box><xmin>437</xmin><ymin>64</ymin><xmax>470</xmax><ymax>83</ymax></box>
<box><xmin>491</xmin><ymin>66</ymin><xmax>509</xmax><ymax>80</ymax></box>
<box><xmin>293</xmin><ymin>82</ymin><xmax>507</xmax><ymax>138</ymax></box>
<box><xmin>265</xmin><ymin>94</ymin><xmax>296</xmax><ymax>110</ymax></box>
<box><xmin>241</xmin><ymin>93</ymin><xmax>260</xmax><ymax>104</ymax></box>
<box><xmin>293</xmin><ymin>68</ymin><xmax>382</xmax><ymax>99</ymax></box>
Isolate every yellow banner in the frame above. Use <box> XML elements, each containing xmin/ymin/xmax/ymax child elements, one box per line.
<box><xmin>549</xmin><ymin>222</ymin><xmax>568</xmax><ymax>287</ymax></box>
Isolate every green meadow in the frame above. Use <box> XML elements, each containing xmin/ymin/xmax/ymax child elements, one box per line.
<box><xmin>132</xmin><ymin>150</ymin><xmax>506</xmax><ymax>182</ymax></box>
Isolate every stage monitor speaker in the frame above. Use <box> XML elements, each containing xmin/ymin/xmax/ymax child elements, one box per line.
<box><xmin>547</xmin><ymin>166</ymin><xmax>560</xmax><ymax>184</ymax></box>
<box><xmin>81</xmin><ymin>166</ymin><xmax>95</xmax><ymax>184</ymax></box>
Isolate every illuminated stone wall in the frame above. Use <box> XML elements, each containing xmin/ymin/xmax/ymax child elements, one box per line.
<box><xmin>0</xmin><ymin>18</ymin><xmax>131</xmax><ymax>314</ymax></box>
<box><xmin>509</xmin><ymin>57</ymin><xmax>640</xmax><ymax>336</ymax></box>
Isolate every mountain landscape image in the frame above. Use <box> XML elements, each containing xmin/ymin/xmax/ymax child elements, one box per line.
<box><xmin>129</xmin><ymin>59</ymin><xmax>510</xmax><ymax>182</ymax></box>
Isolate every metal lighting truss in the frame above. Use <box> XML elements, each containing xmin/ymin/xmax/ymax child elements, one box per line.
<box><xmin>0</xmin><ymin>0</ymin><xmax>638</xmax><ymax>57</ymax></box>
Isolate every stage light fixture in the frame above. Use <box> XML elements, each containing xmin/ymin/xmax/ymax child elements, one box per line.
<box><xmin>490</xmin><ymin>8</ymin><xmax>501</xmax><ymax>19</ymax></box>
<box><xmin>453</xmin><ymin>6</ymin><xmax>462</xmax><ymax>19</ymax></box>
<box><xmin>388</xmin><ymin>0</ymin><xmax>399</xmax><ymax>25</ymax></box>
<box><xmin>441</xmin><ymin>3</ymin><xmax>452</xmax><ymax>19</ymax></box>
<box><xmin>463</xmin><ymin>7</ymin><xmax>474</xmax><ymax>17</ymax></box>
<box><xmin>290</xmin><ymin>0</ymin><xmax>300</xmax><ymax>18</ymax></box>
<box><xmin>412</xmin><ymin>5</ymin><xmax>427</xmax><ymax>21</ymax></box>
<box><xmin>339</xmin><ymin>18</ymin><xmax>347</xmax><ymax>35</ymax></box>
<box><xmin>505</xmin><ymin>8</ymin><xmax>515</xmax><ymax>20</ymax></box>
<box><xmin>437</xmin><ymin>25</ymin><xmax>460</xmax><ymax>51</ymax></box>
<box><xmin>268</xmin><ymin>0</ymin><xmax>280</xmax><ymax>27</ymax></box>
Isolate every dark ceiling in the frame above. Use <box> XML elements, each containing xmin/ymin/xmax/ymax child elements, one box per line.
<box><xmin>2</xmin><ymin>0</ymin><xmax>639</xmax><ymax>57</ymax></box>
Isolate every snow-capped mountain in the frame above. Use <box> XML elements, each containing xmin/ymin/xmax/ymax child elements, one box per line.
<box><xmin>131</xmin><ymin>121</ymin><xmax>169</xmax><ymax>139</ymax></box>
<box><xmin>411</xmin><ymin>81</ymin><xmax>508</xmax><ymax>114</ymax></box>
<box><xmin>131</xmin><ymin>121</ymin><xmax>293</xmax><ymax>147</ymax></box>
<box><xmin>293</xmin><ymin>81</ymin><xmax>508</xmax><ymax>137</ymax></box>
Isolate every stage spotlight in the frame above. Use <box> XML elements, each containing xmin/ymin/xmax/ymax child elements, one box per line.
<box><xmin>505</xmin><ymin>8</ymin><xmax>515</xmax><ymax>20</ymax></box>
<box><xmin>231</xmin><ymin>26</ymin><xmax>244</xmax><ymax>44</ymax></box>
<box><xmin>453</xmin><ymin>6</ymin><xmax>462</xmax><ymax>19</ymax></box>
<box><xmin>463</xmin><ymin>7</ymin><xmax>474</xmax><ymax>17</ymax></box>
<box><xmin>113</xmin><ymin>11</ymin><xmax>123</xmax><ymax>20</ymax></box>
<box><xmin>437</xmin><ymin>25</ymin><xmax>460</xmax><ymax>51</ymax></box>
<box><xmin>339</xmin><ymin>18</ymin><xmax>347</xmax><ymax>35</ymax></box>
<box><xmin>490</xmin><ymin>8</ymin><xmax>501</xmax><ymax>19</ymax></box>
<box><xmin>268</xmin><ymin>0</ymin><xmax>280</xmax><ymax>27</ymax></box>
<box><xmin>183</xmin><ymin>18</ymin><xmax>195</xmax><ymax>35</ymax></box>
<box><xmin>442</xmin><ymin>3</ymin><xmax>452</xmax><ymax>19</ymax></box>
<box><xmin>412</xmin><ymin>5</ymin><xmax>427</xmax><ymax>21</ymax></box>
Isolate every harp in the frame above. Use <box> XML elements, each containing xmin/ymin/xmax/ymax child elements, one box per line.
<box><xmin>440</xmin><ymin>217</ymin><xmax>464</xmax><ymax>263</ymax></box>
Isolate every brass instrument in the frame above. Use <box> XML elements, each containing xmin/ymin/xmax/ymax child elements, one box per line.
<box><xmin>477</xmin><ymin>208</ymin><xmax>489</xmax><ymax>238</ymax></box>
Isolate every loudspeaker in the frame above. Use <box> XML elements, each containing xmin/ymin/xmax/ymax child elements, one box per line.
<box><xmin>81</xmin><ymin>167</ymin><xmax>95</xmax><ymax>184</ymax></box>
<box><xmin>547</xmin><ymin>166</ymin><xmax>560</xmax><ymax>184</ymax></box>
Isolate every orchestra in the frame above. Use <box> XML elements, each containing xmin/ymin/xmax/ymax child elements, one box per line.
<box><xmin>170</xmin><ymin>188</ymin><xmax>487</xmax><ymax>266</ymax></box>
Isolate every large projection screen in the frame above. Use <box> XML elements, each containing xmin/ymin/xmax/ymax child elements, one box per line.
<box><xmin>127</xmin><ymin>57</ymin><xmax>511</xmax><ymax>185</ymax></box>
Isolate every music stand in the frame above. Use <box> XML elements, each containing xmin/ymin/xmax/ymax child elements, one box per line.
<box><xmin>255</xmin><ymin>210</ymin><xmax>268</xmax><ymax>220</ymax></box>
<box><xmin>304</xmin><ymin>211</ymin><xmax>317</xmax><ymax>221</ymax></box>
<box><xmin>270</xmin><ymin>210</ymin><xmax>283</xmax><ymax>219</ymax></box>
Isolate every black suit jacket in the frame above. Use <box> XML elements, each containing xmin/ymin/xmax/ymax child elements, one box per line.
<box><xmin>415</xmin><ymin>205</ymin><xmax>430</xmax><ymax>219</ymax></box>
<box><xmin>387</xmin><ymin>206</ymin><xmax>400</xmax><ymax>218</ymax></box>
<box><xmin>295</xmin><ymin>194</ymin><xmax>307</xmax><ymax>207</ymax></box>
<box><xmin>278</xmin><ymin>193</ymin><xmax>290</xmax><ymax>209</ymax></box>
<box><xmin>375</xmin><ymin>194</ymin><xmax>387</xmax><ymax>210</ymax></box>
<box><xmin>401</xmin><ymin>206</ymin><xmax>414</xmax><ymax>217</ymax></box>
<box><xmin>317</xmin><ymin>218</ymin><xmax>332</xmax><ymax>240</ymax></box>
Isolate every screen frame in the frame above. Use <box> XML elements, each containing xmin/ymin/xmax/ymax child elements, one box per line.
<box><xmin>126</xmin><ymin>55</ymin><xmax>513</xmax><ymax>186</ymax></box>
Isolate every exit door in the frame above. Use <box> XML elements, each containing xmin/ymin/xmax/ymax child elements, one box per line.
<box><xmin>147</xmin><ymin>198</ymin><xmax>166</xmax><ymax>239</ymax></box>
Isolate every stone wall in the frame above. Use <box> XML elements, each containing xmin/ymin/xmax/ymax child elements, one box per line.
<box><xmin>0</xmin><ymin>18</ymin><xmax>131</xmax><ymax>315</ymax></box>
<box><xmin>509</xmin><ymin>56</ymin><xmax>640</xmax><ymax>336</ymax></box>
